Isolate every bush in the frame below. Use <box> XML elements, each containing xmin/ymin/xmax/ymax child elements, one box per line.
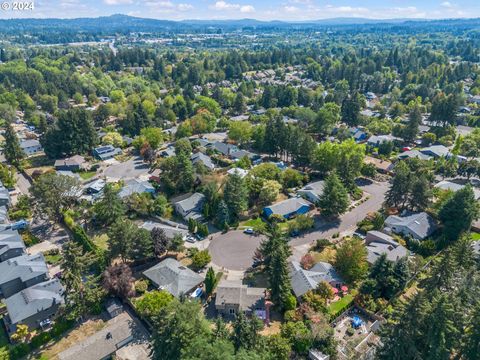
<box><xmin>283</xmin><ymin>294</ymin><xmax>297</xmax><ymax>311</ymax></box>
<box><xmin>314</xmin><ymin>239</ymin><xmax>331</xmax><ymax>251</ymax></box>
<box><xmin>346</xmin><ymin>327</ymin><xmax>355</xmax><ymax>336</ymax></box>
<box><xmin>135</xmin><ymin>280</ymin><xmax>148</xmax><ymax>294</ymax></box>
<box><xmin>300</xmin><ymin>254</ymin><xmax>314</xmax><ymax>270</ymax></box>
<box><xmin>191</xmin><ymin>250</ymin><xmax>211</xmax><ymax>270</ymax></box>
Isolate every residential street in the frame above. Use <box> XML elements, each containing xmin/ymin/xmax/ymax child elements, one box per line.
<box><xmin>209</xmin><ymin>179</ymin><xmax>389</xmax><ymax>272</ymax></box>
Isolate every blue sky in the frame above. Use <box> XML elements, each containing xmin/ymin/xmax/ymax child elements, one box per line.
<box><xmin>5</xmin><ymin>0</ymin><xmax>480</xmax><ymax>20</ymax></box>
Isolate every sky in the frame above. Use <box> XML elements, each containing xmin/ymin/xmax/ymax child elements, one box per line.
<box><xmin>3</xmin><ymin>0</ymin><xmax>480</xmax><ymax>20</ymax></box>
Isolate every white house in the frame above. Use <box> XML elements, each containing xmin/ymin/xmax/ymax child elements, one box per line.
<box><xmin>20</xmin><ymin>139</ymin><xmax>43</xmax><ymax>156</ymax></box>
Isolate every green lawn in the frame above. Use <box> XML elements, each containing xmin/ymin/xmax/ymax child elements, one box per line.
<box><xmin>471</xmin><ymin>232</ymin><xmax>480</xmax><ymax>241</ymax></box>
<box><xmin>45</xmin><ymin>253</ymin><xmax>63</xmax><ymax>265</ymax></box>
<box><xmin>79</xmin><ymin>171</ymin><xmax>97</xmax><ymax>180</ymax></box>
<box><xmin>241</xmin><ymin>218</ymin><xmax>267</xmax><ymax>232</ymax></box>
<box><xmin>328</xmin><ymin>294</ymin><xmax>354</xmax><ymax>316</ymax></box>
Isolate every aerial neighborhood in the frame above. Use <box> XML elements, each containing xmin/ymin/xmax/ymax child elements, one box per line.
<box><xmin>0</xmin><ymin>12</ymin><xmax>478</xmax><ymax>360</ymax></box>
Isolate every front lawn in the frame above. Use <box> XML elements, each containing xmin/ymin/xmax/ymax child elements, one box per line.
<box><xmin>78</xmin><ymin>171</ymin><xmax>97</xmax><ymax>180</ymax></box>
<box><xmin>328</xmin><ymin>294</ymin><xmax>354</xmax><ymax>317</ymax></box>
<box><xmin>241</xmin><ymin>218</ymin><xmax>267</xmax><ymax>232</ymax></box>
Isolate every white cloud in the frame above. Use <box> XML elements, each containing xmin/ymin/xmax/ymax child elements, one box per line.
<box><xmin>212</xmin><ymin>1</ymin><xmax>240</xmax><ymax>10</ymax></box>
<box><xmin>240</xmin><ymin>5</ymin><xmax>255</xmax><ymax>13</ymax></box>
<box><xmin>284</xmin><ymin>6</ymin><xmax>299</xmax><ymax>13</ymax></box>
<box><xmin>103</xmin><ymin>0</ymin><xmax>133</xmax><ymax>5</ymax></box>
<box><xmin>441</xmin><ymin>1</ymin><xmax>453</xmax><ymax>8</ymax></box>
<box><xmin>178</xmin><ymin>3</ymin><xmax>193</xmax><ymax>11</ymax></box>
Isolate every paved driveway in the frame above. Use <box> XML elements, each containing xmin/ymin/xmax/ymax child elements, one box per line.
<box><xmin>101</xmin><ymin>156</ymin><xmax>150</xmax><ymax>180</ymax></box>
<box><xmin>209</xmin><ymin>230</ymin><xmax>266</xmax><ymax>271</ymax></box>
<box><xmin>209</xmin><ymin>180</ymin><xmax>389</xmax><ymax>271</ymax></box>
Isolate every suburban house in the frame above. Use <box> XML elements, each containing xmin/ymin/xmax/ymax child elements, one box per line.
<box><xmin>93</xmin><ymin>145</ymin><xmax>122</xmax><ymax>161</ymax></box>
<box><xmin>143</xmin><ymin>258</ymin><xmax>204</xmax><ymax>298</ymax></box>
<box><xmin>141</xmin><ymin>221</ymin><xmax>189</xmax><ymax>240</ymax></box>
<box><xmin>0</xmin><ymin>229</ymin><xmax>26</xmax><ymax>262</ymax></box>
<box><xmin>20</xmin><ymin>139</ymin><xmax>43</xmax><ymax>156</ymax></box>
<box><xmin>0</xmin><ymin>185</ymin><xmax>10</xmax><ymax>207</ymax></box>
<box><xmin>289</xmin><ymin>261</ymin><xmax>343</xmax><ymax>298</ymax></box>
<box><xmin>191</xmin><ymin>152</ymin><xmax>215</xmax><ymax>171</ymax></box>
<box><xmin>419</xmin><ymin>145</ymin><xmax>451</xmax><ymax>159</ymax></box>
<box><xmin>434</xmin><ymin>180</ymin><xmax>480</xmax><ymax>200</ymax></box>
<box><xmin>54</xmin><ymin>155</ymin><xmax>88</xmax><ymax>171</ymax></box>
<box><xmin>365</xmin><ymin>230</ymin><xmax>408</xmax><ymax>265</ymax></box>
<box><xmin>384</xmin><ymin>212</ymin><xmax>437</xmax><ymax>240</ymax></box>
<box><xmin>211</xmin><ymin>141</ymin><xmax>239</xmax><ymax>156</ymax></box>
<box><xmin>263</xmin><ymin>197</ymin><xmax>312</xmax><ymax>219</ymax></box>
<box><xmin>0</xmin><ymin>254</ymin><xmax>49</xmax><ymax>298</ymax></box>
<box><xmin>227</xmin><ymin>167</ymin><xmax>249</xmax><ymax>178</ymax></box>
<box><xmin>84</xmin><ymin>179</ymin><xmax>106</xmax><ymax>195</ymax></box>
<box><xmin>364</xmin><ymin>156</ymin><xmax>394</xmax><ymax>174</ymax></box>
<box><xmin>367</xmin><ymin>135</ymin><xmax>400</xmax><ymax>146</ymax></box>
<box><xmin>160</xmin><ymin>146</ymin><xmax>175</xmax><ymax>158</ymax></box>
<box><xmin>58</xmin><ymin>312</ymin><xmax>150</xmax><ymax>360</ymax></box>
<box><xmin>398</xmin><ymin>150</ymin><xmax>433</xmax><ymax>161</ymax></box>
<box><xmin>230</xmin><ymin>149</ymin><xmax>261</xmax><ymax>164</ymax></box>
<box><xmin>172</xmin><ymin>192</ymin><xmax>206</xmax><ymax>221</ymax></box>
<box><xmin>215</xmin><ymin>280</ymin><xmax>266</xmax><ymax>318</ymax></box>
<box><xmin>3</xmin><ymin>278</ymin><xmax>64</xmax><ymax>334</ymax></box>
<box><xmin>297</xmin><ymin>181</ymin><xmax>325</xmax><ymax>204</ymax></box>
<box><xmin>118</xmin><ymin>179</ymin><xmax>155</xmax><ymax>199</ymax></box>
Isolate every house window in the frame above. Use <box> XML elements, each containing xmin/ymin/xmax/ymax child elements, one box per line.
<box><xmin>229</xmin><ymin>308</ymin><xmax>235</xmax><ymax>315</ymax></box>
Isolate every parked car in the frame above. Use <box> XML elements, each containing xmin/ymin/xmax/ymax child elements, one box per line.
<box><xmin>186</xmin><ymin>235</ymin><xmax>196</xmax><ymax>243</ymax></box>
<box><xmin>243</xmin><ymin>228</ymin><xmax>254</xmax><ymax>235</ymax></box>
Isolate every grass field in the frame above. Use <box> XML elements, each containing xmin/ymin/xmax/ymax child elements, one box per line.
<box><xmin>328</xmin><ymin>294</ymin><xmax>354</xmax><ymax>316</ymax></box>
<box><xmin>79</xmin><ymin>171</ymin><xmax>97</xmax><ymax>180</ymax></box>
<box><xmin>471</xmin><ymin>232</ymin><xmax>480</xmax><ymax>241</ymax></box>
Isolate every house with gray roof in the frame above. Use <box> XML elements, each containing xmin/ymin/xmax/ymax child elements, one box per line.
<box><xmin>0</xmin><ymin>254</ymin><xmax>49</xmax><ymax>298</ymax></box>
<box><xmin>143</xmin><ymin>258</ymin><xmax>204</xmax><ymax>298</ymax></box>
<box><xmin>93</xmin><ymin>145</ymin><xmax>122</xmax><ymax>161</ymax></box>
<box><xmin>172</xmin><ymin>192</ymin><xmax>205</xmax><ymax>221</ymax></box>
<box><xmin>3</xmin><ymin>278</ymin><xmax>64</xmax><ymax>334</ymax></box>
<box><xmin>420</xmin><ymin>145</ymin><xmax>451</xmax><ymax>159</ymax></box>
<box><xmin>54</xmin><ymin>155</ymin><xmax>87</xmax><ymax>171</ymax></box>
<box><xmin>384</xmin><ymin>212</ymin><xmax>437</xmax><ymax>240</ymax></box>
<box><xmin>0</xmin><ymin>185</ymin><xmax>11</xmax><ymax>207</ymax></box>
<box><xmin>297</xmin><ymin>181</ymin><xmax>325</xmax><ymax>204</ymax></box>
<box><xmin>289</xmin><ymin>261</ymin><xmax>343</xmax><ymax>298</ymax></box>
<box><xmin>191</xmin><ymin>152</ymin><xmax>215</xmax><ymax>171</ymax></box>
<box><xmin>118</xmin><ymin>179</ymin><xmax>155</xmax><ymax>199</ymax></box>
<box><xmin>434</xmin><ymin>180</ymin><xmax>480</xmax><ymax>200</ymax></box>
<box><xmin>365</xmin><ymin>231</ymin><xmax>408</xmax><ymax>264</ymax></box>
<box><xmin>398</xmin><ymin>150</ymin><xmax>433</xmax><ymax>161</ymax></box>
<box><xmin>211</xmin><ymin>141</ymin><xmax>238</xmax><ymax>156</ymax></box>
<box><xmin>0</xmin><ymin>206</ymin><xmax>7</xmax><ymax>224</ymax></box>
<box><xmin>263</xmin><ymin>197</ymin><xmax>312</xmax><ymax>219</ymax></box>
<box><xmin>367</xmin><ymin>135</ymin><xmax>400</xmax><ymax>146</ymax></box>
<box><xmin>0</xmin><ymin>229</ymin><xmax>25</xmax><ymax>262</ymax></box>
<box><xmin>215</xmin><ymin>280</ymin><xmax>266</xmax><ymax>318</ymax></box>
<box><xmin>20</xmin><ymin>139</ymin><xmax>43</xmax><ymax>156</ymax></box>
<box><xmin>141</xmin><ymin>221</ymin><xmax>189</xmax><ymax>240</ymax></box>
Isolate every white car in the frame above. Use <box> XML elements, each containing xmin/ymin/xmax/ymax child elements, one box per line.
<box><xmin>185</xmin><ymin>235</ymin><xmax>196</xmax><ymax>243</ymax></box>
<box><xmin>243</xmin><ymin>228</ymin><xmax>254</xmax><ymax>235</ymax></box>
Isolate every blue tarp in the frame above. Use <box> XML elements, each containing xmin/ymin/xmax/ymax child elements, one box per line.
<box><xmin>352</xmin><ymin>316</ymin><xmax>363</xmax><ymax>328</ymax></box>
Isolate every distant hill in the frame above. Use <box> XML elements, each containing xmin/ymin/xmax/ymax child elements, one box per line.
<box><xmin>0</xmin><ymin>14</ymin><xmax>479</xmax><ymax>43</ymax></box>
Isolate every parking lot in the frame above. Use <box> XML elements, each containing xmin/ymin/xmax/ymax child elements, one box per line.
<box><xmin>208</xmin><ymin>230</ymin><xmax>266</xmax><ymax>271</ymax></box>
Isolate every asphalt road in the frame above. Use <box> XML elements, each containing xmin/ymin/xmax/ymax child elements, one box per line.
<box><xmin>209</xmin><ymin>179</ymin><xmax>389</xmax><ymax>272</ymax></box>
<box><xmin>208</xmin><ymin>230</ymin><xmax>266</xmax><ymax>271</ymax></box>
<box><xmin>101</xmin><ymin>156</ymin><xmax>150</xmax><ymax>180</ymax></box>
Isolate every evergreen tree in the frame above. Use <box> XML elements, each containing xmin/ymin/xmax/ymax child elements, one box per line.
<box><xmin>205</xmin><ymin>267</ymin><xmax>217</xmax><ymax>297</ymax></box>
<box><xmin>439</xmin><ymin>185</ymin><xmax>479</xmax><ymax>242</ymax></box>
<box><xmin>385</xmin><ymin>161</ymin><xmax>411</xmax><ymax>209</ymax></box>
<box><xmin>403</xmin><ymin>104</ymin><xmax>422</xmax><ymax>142</ymax></box>
<box><xmin>3</xmin><ymin>122</ymin><xmax>24</xmax><ymax>166</ymax></box>
<box><xmin>233</xmin><ymin>92</ymin><xmax>247</xmax><ymax>115</ymax></box>
<box><xmin>318</xmin><ymin>172</ymin><xmax>349</xmax><ymax>217</ymax></box>
<box><xmin>268</xmin><ymin>232</ymin><xmax>293</xmax><ymax>310</ymax></box>
<box><xmin>223</xmin><ymin>173</ymin><xmax>248</xmax><ymax>221</ymax></box>
<box><xmin>92</xmin><ymin>184</ymin><xmax>126</xmax><ymax>226</ymax></box>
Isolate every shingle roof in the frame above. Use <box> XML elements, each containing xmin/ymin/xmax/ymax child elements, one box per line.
<box><xmin>141</xmin><ymin>222</ymin><xmax>188</xmax><ymax>239</ymax></box>
<box><xmin>173</xmin><ymin>192</ymin><xmax>205</xmax><ymax>214</ymax></box>
<box><xmin>143</xmin><ymin>258</ymin><xmax>204</xmax><ymax>298</ymax></box>
<box><xmin>434</xmin><ymin>180</ymin><xmax>480</xmax><ymax>200</ymax></box>
<box><xmin>215</xmin><ymin>280</ymin><xmax>265</xmax><ymax>311</ymax></box>
<box><xmin>4</xmin><ymin>278</ymin><xmax>64</xmax><ymax>324</ymax></box>
<box><xmin>0</xmin><ymin>230</ymin><xmax>25</xmax><ymax>257</ymax></box>
<box><xmin>298</xmin><ymin>181</ymin><xmax>325</xmax><ymax>196</ymax></box>
<box><xmin>118</xmin><ymin>179</ymin><xmax>154</xmax><ymax>198</ymax></box>
<box><xmin>420</xmin><ymin>145</ymin><xmax>451</xmax><ymax>158</ymax></box>
<box><xmin>0</xmin><ymin>253</ymin><xmax>48</xmax><ymax>285</ymax></box>
<box><xmin>54</xmin><ymin>155</ymin><xmax>86</xmax><ymax>168</ymax></box>
<box><xmin>20</xmin><ymin>139</ymin><xmax>41</xmax><ymax>149</ymax></box>
<box><xmin>398</xmin><ymin>150</ymin><xmax>433</xmax><ymax>161</ymax></box>
<box><xmin>384</xmin><ymin>212</ymin><xmax>437</xmax><ymax>240</ymax></box>
<box><xmin>264</xmin><ymin>197</ymin><xmax>312</xmax><ymax>217</ymax></box>
<box><xmin>191</xmin><ymin>152</ymin><xmax>215</xmax><ymax>170</ymax></box>
<box><xmin>289</xmin><ymin>261</ymin><xmax>342</xmax><ymax>298</ymax></box>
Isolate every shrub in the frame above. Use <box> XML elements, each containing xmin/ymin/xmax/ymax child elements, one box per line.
<box><xmin>135</xmin><ymin>280</ymin><xmax>148</xmax><ymax>294</ymax></box>
<box><xmin>300</xmin><ymin>254</ymin><xmax>314</xmax><ymax>270</ymax></box>
<box><xmin>314</xmin><ymin>239</ymin><xmax>331</xmax><ymax>251</ymax></box>
<box><xmin>191</xmin><ymin>250</ymin><xmax>211</xmax><ymax>270</ymax></box>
